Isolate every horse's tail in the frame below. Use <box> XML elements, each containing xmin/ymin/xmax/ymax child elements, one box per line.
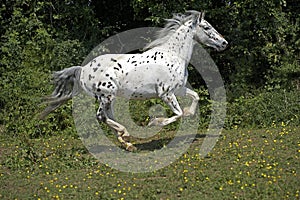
<box><xmin>40</xmin><ymin>66</ymin><xmax>82</xmax><ymax>119</ymax></box>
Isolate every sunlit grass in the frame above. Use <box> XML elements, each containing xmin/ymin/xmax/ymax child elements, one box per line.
<box><xmin>0</xmin><ymin>123</ymin><xmax>299</xmax><ymax>199</ymax></box>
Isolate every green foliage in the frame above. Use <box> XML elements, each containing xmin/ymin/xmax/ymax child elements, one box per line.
<box><xmin>131</xmin><ymin>0</ymin><xmax>299</xmax><ymax>92</ymax></box>
<box><xmin>131</xmin><ymin>0</ymin><xmax>189</xmax><ymax>24</ymax></box>
<box><xmin>0</xmin><ymin>1</ymin><xmax>87</xmax><ymax>137</ymax></box>
<box><xmin>212</xmin><ymin>0</ymin><xmax>299</xmax><ymax>92</ymax></box>
<box><xmin>226</xmin><ymin>89</ymin><xmax>300</xmax><ymax>128</ymax></box>
<box><xmin>0</xmin><ymin>0</ymin><xmax>299</xmax><ymax>140</ymax></box>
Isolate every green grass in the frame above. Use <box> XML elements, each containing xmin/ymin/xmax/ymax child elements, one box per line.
<box><xmin>0</xmin><ymin>124</ymin><xmax>299</xmax><ymax>200</ymax></box>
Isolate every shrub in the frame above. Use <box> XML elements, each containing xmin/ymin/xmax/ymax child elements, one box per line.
<box><xmin>225</xmin><ymin>89</ymin><xmax>300</xmax><ymax>128</ymax></box>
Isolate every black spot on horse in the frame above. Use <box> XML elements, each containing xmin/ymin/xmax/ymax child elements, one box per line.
<box><xmin>93</xmin><ymin>68</ymin><xmax>98</xmax><ymax>72</ymax></box>
<box><xmin>90</xmin><ymin>59</ymin><xmax>96</xmax><ymax>67</ymax></box>
<box><xmin>89</xmin><ymin>74</ymin><xmax>95</xmax><ymax>80</ymax></box>
<box><xmin>107</xmin><ymin>82</ymin><xmax>113</xmax><ymax>89</ymax></box>
<box><xmin>111</xmin><ymin>58</ymin><xmax>117</xmax><ymax>62</ymax></box>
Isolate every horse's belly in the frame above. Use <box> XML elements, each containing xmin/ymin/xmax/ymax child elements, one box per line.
<box><xmin>117</xmin><ymin>83</ymin><xmax>158</xmax><ymax>99</ymax></box>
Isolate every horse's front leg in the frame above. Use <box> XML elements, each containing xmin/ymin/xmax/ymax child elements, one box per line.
<box><xmin>182</xmin><ymin>88</ymin><xmax>199</xmax><ymax>117</ymax></box>
<box><xmin>148</xmin><ymin>93</ymin><xmax>183</xmax><ymax>127</ymax></box>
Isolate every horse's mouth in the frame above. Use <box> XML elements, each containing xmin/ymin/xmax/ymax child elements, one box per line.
<box><xmin>216</xmin><ymin>44</ymin><xmax>228</xmax><ymax>52</ymax></box>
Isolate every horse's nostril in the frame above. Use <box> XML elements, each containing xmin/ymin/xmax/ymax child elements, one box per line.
<box><xmin>222</xmin><ymin>41</ymin><xmax>228</xmax><ymax>46</ymax></box>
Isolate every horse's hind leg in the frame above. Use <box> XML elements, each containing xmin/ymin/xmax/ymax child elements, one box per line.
<box><xmin>148</xmin><ymin>93</ymin><xmax>183</xmax><ymax>126</ymax></box>
<box><xmin>106</xmin><ymin>119</ymin><xmax>136</xmax><ymax>151</ymax></box>
<box><xmin>183</xmin><ymin>88</ymin><xmax>199</xmax><ymax>116</ymax></box>
<box><xmin>96</xmin><ymin>99</ymin><xmax>136</xmax><ymax>151</ymax></box>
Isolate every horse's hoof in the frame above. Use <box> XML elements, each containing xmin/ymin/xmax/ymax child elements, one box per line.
<box><xmin>183</xmin><ymin>107</ymin><xmax>192</xmax><ymax>117</ymax></box>
<box><xmin>147</xmin><ymin>117</ymin><xmax>156</xmax><ymax>126</ymax></box>
<box><xmin>147</xmin><ymin>118</ymin><xmax>164</xmax><ymax>126</ymax></box>
<box><xmin>126</xmin><ymin>144</ymin><xmax>137</xmax><ymax>152</ymax></box>
<box><xmin>122</xmin><ymin>135</ymin><xmax>132</xmax><ymax>142</ymax></box>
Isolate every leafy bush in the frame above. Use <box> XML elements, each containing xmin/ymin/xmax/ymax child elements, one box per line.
<box><xmin>225</xmin><ymin>89</ymin><xmax>300</xmax><ymax>128</ymax></box>
<box><xmin>0</xmin><ymin>0</ymin><xmax>299</xmax><ymax>141</ymax></box>
<box><xmin>0</xmin><ymin>24</ymin><xmax>84</xmax><ymax>138</ymax></box>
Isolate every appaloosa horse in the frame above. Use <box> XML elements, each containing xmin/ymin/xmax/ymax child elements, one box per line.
<box><xmin>41</xmin><ymin>11</ymin><xmax>228</xmax><ymax>151</ymax></box>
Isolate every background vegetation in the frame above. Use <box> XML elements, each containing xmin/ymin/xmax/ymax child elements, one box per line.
<box><xmin>0</xmin><ymin>0</ymin><xmax>299</xmax><ymax>199</ymax></box>
<box><xmin>1</xmin><ymin>0</ymin><xmax>299</xmax><ymax>137</ymax></box>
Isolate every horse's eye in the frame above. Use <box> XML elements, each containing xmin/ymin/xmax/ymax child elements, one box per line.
<box><xmin>203</xmin><ymin>26</ymin><xmax>210</xmax><ymax>31</ymax></box>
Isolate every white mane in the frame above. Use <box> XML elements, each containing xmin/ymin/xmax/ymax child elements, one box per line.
<box><xmin>144</xmin><ymin>10</ymin><xmax>201</xmax><ymax>50</ymax></box>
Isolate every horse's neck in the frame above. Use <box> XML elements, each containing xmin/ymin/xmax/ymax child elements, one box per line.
<box><xmin>160</xmin><ymin>25</ymin><xmax>195</xmax><ymax>63</ymax></box>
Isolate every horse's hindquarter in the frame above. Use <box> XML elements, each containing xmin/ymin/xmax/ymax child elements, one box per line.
<box><xmin>80</xmin><ymin>54</ymin><xmax>122</xmax><ymax>96</ymax></box>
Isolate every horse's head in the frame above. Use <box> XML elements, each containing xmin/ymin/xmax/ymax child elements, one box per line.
<box><xmin>193</xmin><ymin>12</ymin><xmax>228</xmax><ymax>51</ymax></box>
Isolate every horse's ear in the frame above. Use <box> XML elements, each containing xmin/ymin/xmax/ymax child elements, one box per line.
<box><xmin>199</xmin><ymin>11</ymin><xmax>205</xmax><ymax>22</ymax></box>
<box><xmin>197</xmin><ymin>13</ymin><xmax>201</xmax><ymax>24</ymax></box>
<box><xmin>192</xmin><ymin>14</ymin><xmax>199</xmax><ymax>27</ymax></box>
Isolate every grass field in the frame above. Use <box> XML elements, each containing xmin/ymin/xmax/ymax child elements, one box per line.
<box><xmin>0</xmin><ymin>124</ymin><xmax>299</xmax><ymax>200</ymax></box>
